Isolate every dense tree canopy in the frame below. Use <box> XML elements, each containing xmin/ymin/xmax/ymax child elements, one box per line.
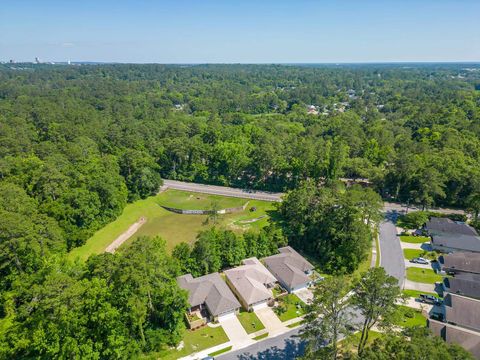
<box><xmin>1</xmin><ymin>63</ymin><xmax>479</xmax><ymax>357</ymax></box>
<box><xmin>279</xmin><ymin>181</ymin><xmax>382</xmax><ymax>273</ymax></box>
<box><xmin>0</xmin><ymin>237</ymin><xmax>188</xmax><ymax>359</ymax></box>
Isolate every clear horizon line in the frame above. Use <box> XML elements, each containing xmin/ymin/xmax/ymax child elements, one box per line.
<box><xmin>3</xmin><ymin>60</ymin><xmax>480</xmax><ymax>65</ymax></box>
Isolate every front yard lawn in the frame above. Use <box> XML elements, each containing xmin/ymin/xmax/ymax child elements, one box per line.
<box><xmin>406</xmin><ymin>267</ymin><xmax>443</xmax><ymax>284</ymax></box>
<box><xmin>237</xmin><ymin>310</ymin><xmax>265</xmax><ymax>334</ymax></box>
<box><xmin>403</xmin><ymin>249</ymin><xmax>439</xmax><ymax>261</ymax></box>
<box><xmin>393</xmin><ymin>305</ymin><xmax>427</xmax><ymax>328</ymax></box>
<box><xmin>403</xmin><ymin>289</ymin><xmax>442</xmax><ymax>299</ymax></box>
<box><xmin>275</xmin><ymin>294</ymin><xmax>306</xmax><ymax>322</ymax></box>
<box><xmin>157</xmin><ymin>326</ymin><xmax>229</xmax><ymax>360</ymax></box>
<box><xmin>400</xmin><ymin>235</ymin><xmax>430</xmax><ymax>244</ymax></box>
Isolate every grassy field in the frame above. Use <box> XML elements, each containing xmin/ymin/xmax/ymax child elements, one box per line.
<box><xmin>406</xmin><ymin>267</ymin><xmax>443</xmax><ymax>284</ymax></box>
<box><xmin>394</xmin><ymin>305</ymin><xmax>427</xmax><ymax>328</ymax></box>
<box><xmin>275</xmin><ymin>294</ymin><xmax>305</xmax><ymax>322</ymax></box>
<box><xmin>69</xmin><ymin>189</ymin><xmax>276</xmax><ymax>261</ymax></box>
<box><xmin>157</xmin><ymin>326</ymin><xmax>229</xmax><ymax>360</ymax></box>
<box><xmin>237</xmin><ymin>311</ymin><xmax>265</xmax><ymax>334</ymax></box>
<box><xmin>400</xmin><ymin>235</ymin><xmax>430</xmax><ymax>244</ymax></box>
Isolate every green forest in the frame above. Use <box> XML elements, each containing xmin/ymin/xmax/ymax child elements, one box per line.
<box><xmin>1</xmin><ymin>63</ymin><xmax>480</xmax><ymax>358</ymax></box>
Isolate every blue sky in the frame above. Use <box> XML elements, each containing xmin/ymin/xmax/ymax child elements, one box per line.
<box><xmin>1</xmin><ymin>0</ymin><xmax>479</xmax><ymax>63</ymax></box>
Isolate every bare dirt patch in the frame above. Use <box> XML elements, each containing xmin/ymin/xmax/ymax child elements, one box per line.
<box><xmin>105</xmin><ymin>217</ymin><xmax>147</xmax><ymax>253</ymax></box>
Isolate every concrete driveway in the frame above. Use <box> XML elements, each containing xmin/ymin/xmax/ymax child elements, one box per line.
<box><xmin>218</xmin><ymin>315</ymin><xmax>252</xmax><ymax>348</ymax></box>
<box><xmin>295</xmin><ymin>288</ymin><xmax>314</xmax><ymax>304</ymax></box>
<box><xmin>254</xmin><ymin>307</ymin><xmax>288</xmax><ymax>336</ymax></box>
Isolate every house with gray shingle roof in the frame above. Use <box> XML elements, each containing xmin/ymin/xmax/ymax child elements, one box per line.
<box><xmin>426</xmin><ymin>217</ymin><xmax>480</xmax><ymax>253</ymax></box>
<box><xmin>439</xmin><ymin>252</ymin><xmax>480</xmax><ymax>275</ymax></box>
<box><xmin>263</xmin><ymin>246</ymin><xmax>315</xmax><ymax>293</ymax></box>
<box><xmin>224</xmin><ymin>257</ymin><xmax>277</xmax><ymax>311</ymax></box>
<box><xmin>177</xmin><ymin>272</ymin><xmax>240</xmax><ymax>322</ymax></box>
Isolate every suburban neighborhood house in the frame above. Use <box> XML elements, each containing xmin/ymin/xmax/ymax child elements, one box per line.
<box><xmin>224</xmin><ymin>257</ymin><xmax>277</xmax><ymax>311</ymax></box>
<box><xmin>442</xmin><ymin>273</ymin><xmax>480</xmax><ymax>300</ymax></box>
<box><xmin>439</xmin><ymin>252</ymin><xmax>480</xmax><ymax>275</ymax></box>
<box><xmin>177</xmin><ymin>272</ymin><xmax>241</xmax><ymax>325</ymax></box>
<box><xmin>428</xmin><ymin>293</ymin><xmax>480</xmax><ymax>358</ymax></box>
<box><xmin>426</xmin><ymin>217</ymin><xmax>480</xmax><ymax>253</ymax></box>
<box><xmin>263</xmin><ymin>246</ymin><xmax>315</xmax><ymax>293</ymax></box>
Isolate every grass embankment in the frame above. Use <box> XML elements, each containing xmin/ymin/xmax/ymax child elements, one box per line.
<box><xmin>394</xmin><ymin>305</ymin><xmax>427</xmax><ymax>328</ymax></box>
<box><xmin>237</xmin><ymin>311</ymin><xmax>265</xmax><ymax>334</ymax></box>
<box><xmin>399</xmin><ymin>235</ymin><xmax>430</xmax><ymax>244</ymax></box>
<box><xmin>157</xmin><ymin>326</ymin><xmax>229</xmax><ymax>360</ymax></box>
<box><xmin>406</xmin><ymin>267</ymin><xmax>443</xmax><ymax>284</ymax></box>
<box><xmin>375</xmin><ymin>232</ymin><xmax>380</xmax><ymax>267</ymax></box>
<box><xmin>287</xmin><ymin>320</ymin><xmax>304</xmax><ymax>328</ymax></box>
<box><xmin>208</xmin><ymin>346</ymin><xmax>233</xmax><ymax>357</ymax></box>
<box><xmin>69</xmin><ymin>189</ymin><xmax>275</xmax><ymax>261</ymax></box>
<box><xmin>275</xmin><ymin>294</ymin><xmax>306</xmax><ymax>322</ymax></box>
<box><xmin>253</xmin><ymin>333</ymin><xmax>269</xmax><ymax>340</ymax></box>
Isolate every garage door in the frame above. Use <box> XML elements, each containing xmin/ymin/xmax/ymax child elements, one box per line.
<box><xmin>217</xmin><ymin>310</ymin><xmax>236</xmax><ymax>321</ymax></box>
<box><xmin>251</xmin><ymin>301</ymin><xmax>268</xmax><ymax>311</ymax></box>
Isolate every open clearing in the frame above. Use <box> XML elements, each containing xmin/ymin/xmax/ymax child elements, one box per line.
<box><xmin>69</xmin><ymin>189</ymin><xmax>276</xmax><ymax>261</ymax></box>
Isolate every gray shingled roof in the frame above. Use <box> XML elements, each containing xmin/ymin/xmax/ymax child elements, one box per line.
<box><xmin>446</xmin><ymin>273</ymin><xmax>480</xmax><ymax>299</ymax></box>
<box><xmin>263</xmin><ymin>246</ymin><xmax>314</xmax><ymax>289</ymax></box>
<box><xmin>444</xmin><ymin>293</ymin><xmax>480</xmax><ymax>331</ymax></box>
<box><xmin>442</xmin><ymin>252</ymin><xmax>480</xmax><ymax>275</ymax></box>
<box><xmin>224</xmin><ymin>258</ymin><xmax>276</xmax><ymax>305</ymax></box>
<box><xmin>177</xmin><ymin>273</ymin><xmax>240</xmax><ymax>316</ymax></box>
<box><xmin>426</xmin><ymin>218</ymin><xmax>480</xmax><ymax>252</ymax></box>
<box><xmin>428</xmin><ymin>319</ymin><xmax>480</xmax><ymax>359</ymax></box>
<box><xmin>426</xmin><ymin>217</ymin><xmax>478</xmax><ymax>236</ymax></box>
<box><xmin>432</xmin><ymin>233</ymin><xmax>480</xmax><ymax>252</ymax></box>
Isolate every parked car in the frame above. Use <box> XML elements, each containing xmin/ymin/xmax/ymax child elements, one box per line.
<box><xmin>413</xmin><ymin>229</ymin><xmax>426</xmax><ymax>236</ymax></box>
<box><xmin>411</xmin><ymin>257</ymin><xmax>429</xmax><ymax>265</ymax></box>
<box><xmin>418</xmin><ymin>294</ymin><xmax>442</xmax><ymax>305</ymax></box>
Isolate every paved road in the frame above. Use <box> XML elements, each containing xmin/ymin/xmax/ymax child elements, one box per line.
<box><xmin>379</xmin><ymin>212</ymin><xmax>405</xmax><ymax>288</ymax></box>
<box><xmin>162</xmin><ymin>180</ymin><xmax>283</xmax><ymax>202</ymax></box>
<box><xmin>162</xmin><ymin>179</ymin><xmax>465</xmax><ymax>215</ymax></box>
<box><xmin>217</xmin><ymin>327</ymin><xmax>305</xmax><ymax>360</ymax></box>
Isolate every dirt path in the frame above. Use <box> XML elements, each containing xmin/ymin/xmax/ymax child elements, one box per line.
<box><xmin>105</xmin><ymin>217</ymin><xmax>147</xmax><ymax>253</ymax></box>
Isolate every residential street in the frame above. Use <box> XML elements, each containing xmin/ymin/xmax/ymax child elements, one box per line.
<box><xmin>379</xmin><ymin>213</ymin><xmax>405</xmax><ymax>288</ymax></box>
<box><xmin>217</xmin><ymin>326</ymin><xmax>306</xmax><ymax>360</ymax></box>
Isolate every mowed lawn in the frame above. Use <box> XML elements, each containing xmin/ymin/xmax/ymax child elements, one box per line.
<box><xmin>156</xmin><ymin>326</ymin><xmax>229</xmax><ymax>360</ymax></box>
<box><xmin>394</xmin><ymin>305</ymin><xmax>427</xmax><ymax>328</ymax></box>
<box><xmin>406</xmin><ymin>267</ymin><xmax>443</xmax><ymax>284</ymax></box>
<box><xmin>275</xmin><ymin>294</ymin><xmax>306</xmax><ymax>322</ymax></box>
<box><xmin>69</xmin><ymin>189</ymin><xmax>276</xmax><ymax>262</ymax></box>
<box><xmin>400</xmin><ymin>235</ymin><xmax>430</xmax><ymax>244</ymax></box>
<box><xmin>237</xmin><ymin>311</ymin><xmax>265</xmax><ymax>334</ymax></box>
